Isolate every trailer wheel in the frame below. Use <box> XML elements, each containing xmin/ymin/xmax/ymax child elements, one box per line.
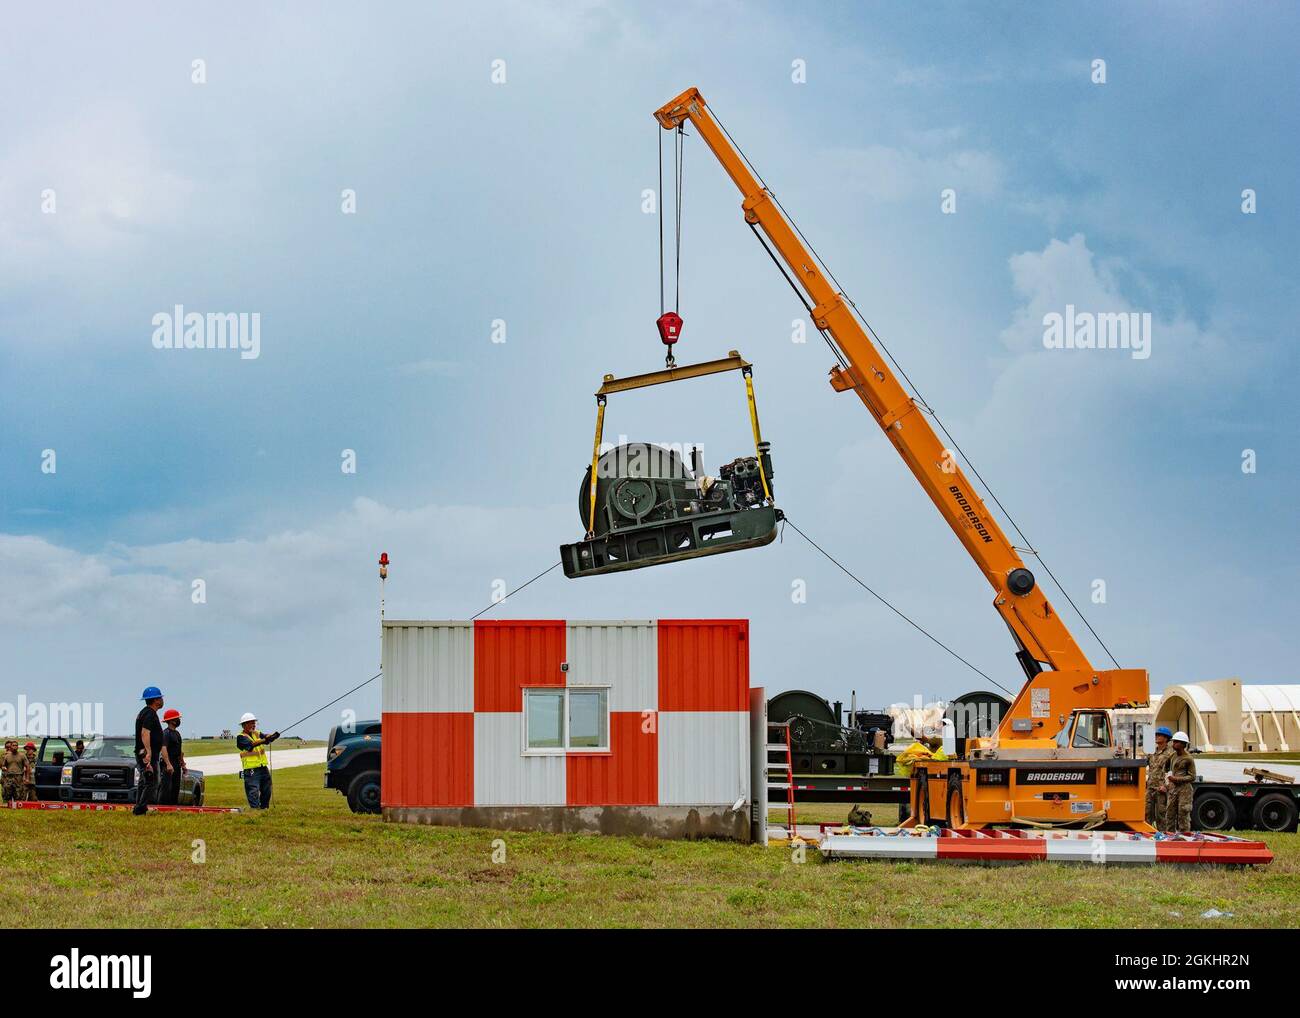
<box><xmin>1191</xmin><ymin>790</ymin><xmax>1235</xmax><ymax>831</ymax></box>
<box><xmin>1251</xmin><ymin>792</ymin><xmax>1298</xmax><ymax>833</ymax></box>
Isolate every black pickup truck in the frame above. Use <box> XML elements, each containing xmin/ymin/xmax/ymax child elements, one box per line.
<box><xmin>58</xmin><ymin>736</ymin><xmax>205</xmax><ymax>806</ymax></box>
<box><xmin>324</xmin><ymin>720</ymin><xmax>381</xmax><ymax>813</ymax></box>
<box><xmin>25</xmin><ymin>736</ymin><xmax>80</xmax><ymax>801</ymax></box>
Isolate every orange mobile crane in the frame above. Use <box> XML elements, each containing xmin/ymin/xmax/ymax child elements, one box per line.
<box><xmin>655</xmin><ymin>86</ymin><xmax>1152</xmax><ymax>832</ymax></box>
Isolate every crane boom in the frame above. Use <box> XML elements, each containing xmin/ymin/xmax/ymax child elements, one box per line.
<box><xmin>655</xmin><ymin>87</ymin><xmax>1147</xmax><ymax>743</ymax></box>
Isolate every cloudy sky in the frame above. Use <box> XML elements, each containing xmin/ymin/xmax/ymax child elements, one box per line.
<box><xmin>3</xmin><ymin>1</ymin><xmax>1296</xmax><ymax>738</ymax></box>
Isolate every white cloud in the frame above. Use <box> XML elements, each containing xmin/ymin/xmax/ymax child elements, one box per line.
<box><xmin>0</xmin><ymin>102</ymin><xmax>193</xmax><ymax>275</ymax></box>
<box><xmin>0</xmin><ymin>497</ymin><xmax>568</xmax><ymax>632</ymax></box>
<box><xmin>995</xmin><ymin>233</ymin><xmax>1236</xmax><ymax>381</ymax></box>
<box><xmin>823</xmin><ymin>144</ymin><xmax>1004</xmax><ymax>203</ymax></box>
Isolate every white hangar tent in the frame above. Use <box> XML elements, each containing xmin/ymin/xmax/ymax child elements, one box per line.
<box><xmin>1154</xmin><ymin>679</ymin><xmax>1300</xmax><ymax>752</ymax></box>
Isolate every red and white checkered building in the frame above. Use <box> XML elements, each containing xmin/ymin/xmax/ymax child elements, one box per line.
<box><xmin>381</xmin><ymin>619</ymin><xmax>752</xmax><ymax>838</ymax></box>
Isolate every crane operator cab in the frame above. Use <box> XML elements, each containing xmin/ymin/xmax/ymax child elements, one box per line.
<box><xmin>561</xmin><ymin>350</ymin><xmax>782</xmax><ymax>578</ymax></box>
<box><xmin>1057</xmin><ymin>709</ymin><xmax>1113</xmax><ymax>751</ymax></box>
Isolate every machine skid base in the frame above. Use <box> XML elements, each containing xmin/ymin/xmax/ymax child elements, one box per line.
<box><xmin>562</xmin><ymin>505</ymin><xmax>780</xmax><ymax>577</ymax></box>
<box><xmin>819</xmin><ymin>827</ymin><xmax>1273</xmax><ymax>865</ymax></box>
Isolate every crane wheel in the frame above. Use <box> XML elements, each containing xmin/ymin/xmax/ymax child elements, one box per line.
<box><xmin>947</xmin><ymin>774</ymin><xmax>966</xmax><ymax>828</ymax></box>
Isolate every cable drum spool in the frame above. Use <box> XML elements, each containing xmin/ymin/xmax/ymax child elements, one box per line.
<box><xmin>577</xmin><ymin>443</ymin><xmax>692</xmax><ymax>535</ymax></box>
<box><xmin>946</xmin><ymin>690</ymin><xmax>1010</xmax><ymax>757</ymax></box>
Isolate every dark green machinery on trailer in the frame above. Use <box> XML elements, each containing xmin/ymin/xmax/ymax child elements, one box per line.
<box><xmin>562</xmin><ymin>441</ymin><xmax>779</xmax><ymax>578</ymax></box>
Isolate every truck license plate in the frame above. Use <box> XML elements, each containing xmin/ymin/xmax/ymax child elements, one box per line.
<box><xmin>92</xmin><ymin>791</ymin><xmax>108</xmax><ymax>801</ymax></box>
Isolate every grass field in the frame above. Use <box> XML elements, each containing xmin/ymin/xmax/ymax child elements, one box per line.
<box><xmin>2</xmin><ymin>764</ymin><xmax>1296</xmax><ymax>929</ymax></box>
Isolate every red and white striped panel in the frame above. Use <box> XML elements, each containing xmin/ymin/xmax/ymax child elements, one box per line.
<box><xmin>818</xmin><ymin>828</ymin><xmax>1274</xmax><ymax>865</ymax></box>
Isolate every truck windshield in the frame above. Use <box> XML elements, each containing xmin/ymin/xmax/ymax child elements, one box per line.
<box><xmin>80</xmin><ymin>738</ymin><xmax>136</xmax><ymax>760</ymax></box>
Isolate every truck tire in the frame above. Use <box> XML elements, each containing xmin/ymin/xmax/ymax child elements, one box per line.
<box><xmin>346</xmin><ymin>770</ymin><xmax>382</xmax><ymax>814</ymax></box>
<box><xmin>1251</xmin><ymin>791</ymin><xmax>1298</xmax><ymax>833</ymax></box>
<box><xmin>191</xmin><ymin>782</ymin><xmax>204</xmax><ymax>808</ymax></box>
<box><xmin>1191</xmin><ymin>790</ymin><xmax>1235</xmax><ymax>831</ymax></box>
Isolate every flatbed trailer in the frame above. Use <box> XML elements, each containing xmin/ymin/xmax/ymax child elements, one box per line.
<box><xmin>790</xmin><ymin>773</ymin><xmax>909</xmax><ymax>804</ymax></box>
<box><xmin>1190</xmin><ymin>776</ymin><xmax>1298</xmax><ymax>833</ymax></box>
<box><xmin>792</xmin><ymin>770</ymin><xmax>1299</xmax><ymax>833</ymax></box>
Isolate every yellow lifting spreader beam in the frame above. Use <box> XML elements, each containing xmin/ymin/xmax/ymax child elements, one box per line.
<box><xmin>585</xmin><ymin>350</ymin><xmax>771</xmax><ymax>536</ymax></box>
<box><xmin>596</xmin><ymin>351</ymin><xmax>751</xmax><ymax>395</ymax></box>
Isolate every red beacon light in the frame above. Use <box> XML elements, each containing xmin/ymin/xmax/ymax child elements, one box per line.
<box><xmin>378</xmin><ymin>552</ymin><xmax>389</xmax><ymax>579</ymax></box>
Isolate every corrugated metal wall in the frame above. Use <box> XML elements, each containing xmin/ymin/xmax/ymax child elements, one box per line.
<box><xmin>383</xmin><ymin>622</ymin><xmax>473</xmax><ymax>712</ymax></box>
<box><xmin>566</xmin><ymin>711</ymin><xmax>658</xmax><ymax>805</ymax></box>
<box><xmin>658</xmin><ymin>711</ymin><xmax>749</xmax><ymax>805</ymax></box>
<box><xmin>474</xmin><ymin>713</ymin><xmax>565</xmax><ymax>805</ymax></box>
<box><xmin>658</xmin><ymin>619</ymin><xmax>749</xmax><ymax>711</ymax></box>
<box><xmin>382</xmin><ymin>619</ymin><xmax>750</xmax><ymax>815</ymax></box>
<box><xmin>381</xmin><ymin>712</ymin><xmax>473</xmax><ymax>807</ymax></box>
<box><xmin>566</xmin><ymin>620</ymin><xmax>656</xmax><ymax>711</ymax></box>
<box><xmin>474</xmin><ymin>620</ymin><xmax>566</xmax><ymax>711</ymax></box>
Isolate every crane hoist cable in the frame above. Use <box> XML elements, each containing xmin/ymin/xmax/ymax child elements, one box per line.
<box><xmin>655</xmin><ymin>124</ymin><xmax>686</xmax><ymax>367</ymax></box>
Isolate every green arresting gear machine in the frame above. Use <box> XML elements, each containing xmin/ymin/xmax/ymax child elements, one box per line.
<box><xmin>561</xmin><ymin>351</ymin><xmax>781</xmax><ymax>578</ymax></box>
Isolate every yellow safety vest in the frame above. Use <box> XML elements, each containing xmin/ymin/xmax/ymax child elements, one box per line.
<box><xmin>239</xmin><ymin>729</ymin><xmax>269</xmax><ymax>771</ymax></box>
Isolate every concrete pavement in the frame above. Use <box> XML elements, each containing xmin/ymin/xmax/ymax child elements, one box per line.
<box><xmin>191</xmin><ymin>746</ymin><xmax>327</xmax><ymax>776</ymax></box>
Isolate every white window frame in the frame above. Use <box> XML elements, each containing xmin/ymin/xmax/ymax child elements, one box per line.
<box><xmin>522</xmin><ymin>686</ymin><xmax>611</xmax><ymax>755</ymax></box>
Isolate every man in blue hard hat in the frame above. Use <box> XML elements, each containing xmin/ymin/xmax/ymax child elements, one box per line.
<box><xmin>1145</xmin><ymin>725</ymin><xmax>1174</xmax><ymax>831</ymax></box>
<box><xmin>133</xmin><ymin>686</ymin><xmax>175</xmax><ymax>815</ymax></box>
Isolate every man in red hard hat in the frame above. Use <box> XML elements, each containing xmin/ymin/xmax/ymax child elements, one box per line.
<box><xmin>159</xmin><ymin>709</ymin><xmax>187</xmax><ymax>806</ymax></box>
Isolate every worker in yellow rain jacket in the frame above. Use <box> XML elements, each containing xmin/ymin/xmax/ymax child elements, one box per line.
<box><xmin>896</xmin><ymin>732</ymin><xmax>946</xmax><ymax>777</ymax></box>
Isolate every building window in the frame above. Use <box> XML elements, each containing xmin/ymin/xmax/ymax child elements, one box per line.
<box><xmin>523</xmin><ymin>687</ymin><xmax>609</xmax><ymax>753</ymax></box>
<box><xmin>525</xmin><ymin>689</ymin><xmax>564</xmax><ymax>750</ymax></box>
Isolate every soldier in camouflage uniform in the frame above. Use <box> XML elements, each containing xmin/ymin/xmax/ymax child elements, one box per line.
<box><xmin>1164</xmin><ymin>731</ymin><xmax>1197</xmax><ymax>832</ymax></box>
<box><xmin>2</xmin><ymin>740</ymin><xmax>29</xmax><ymax>804</ymax></box>
<box><xmin>1145</xmin><ymin>726</ymin><xmax>1173</xmax><ymax>830</ymax></box>
<box><xmin>22</xmin><ymin>742</ymin><xmax>39</xmax><ymax>801</ymax></box>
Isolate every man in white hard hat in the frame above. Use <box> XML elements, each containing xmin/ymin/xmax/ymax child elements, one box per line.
<box><xmin>1163</xmin><ymin>730</ymin><xmax>1196</xmax><ymax>832</ymax></box>
<box><xmin>236</xmin><ymin>712</ymin><xmax>280</xmax><ymax>809</ymax></box>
